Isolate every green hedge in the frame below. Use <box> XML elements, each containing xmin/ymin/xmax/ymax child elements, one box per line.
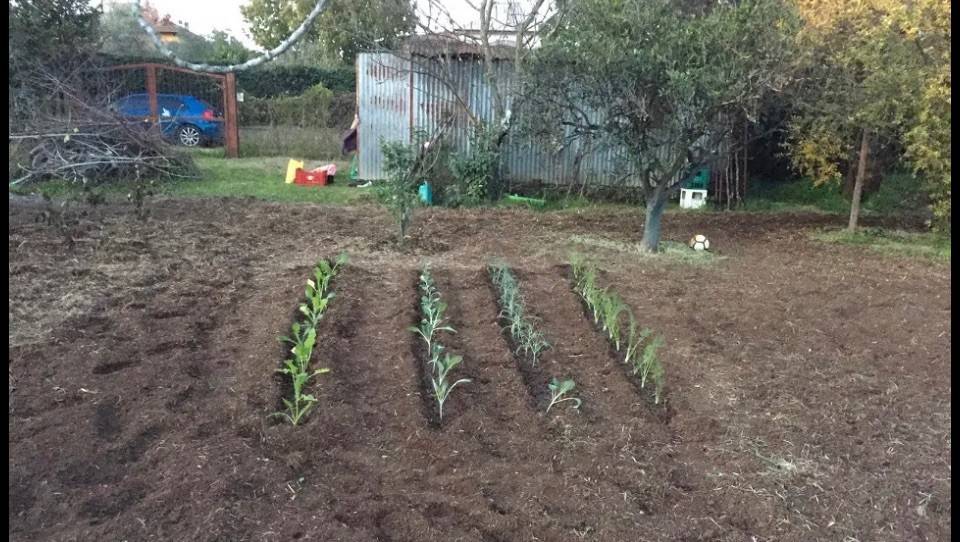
<box><xmin>237</xmin><ymin>65</ymin><xmax>355</xmax><ymax>97</ymax></box>
<box><xmin>239</xmin><ymin>84</ymin><xmax>356</xmax><ymax>129</ymax></box>
<box><xmin>239</xmin><ymin>84</ymin><xmax>332</xmax><ymax>127</ymax></box>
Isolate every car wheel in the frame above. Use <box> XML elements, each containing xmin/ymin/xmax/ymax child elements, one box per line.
<box><xmin>177</xmin><ymin>125</ymin><xmax>202</xmax><ymax>147</ymax></box>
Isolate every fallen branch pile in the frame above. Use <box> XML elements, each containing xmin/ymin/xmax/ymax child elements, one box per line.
<box><xmin>9</xmin><ymin>66</ymin><xmax>197</xmax><ymax>186</ymax></box>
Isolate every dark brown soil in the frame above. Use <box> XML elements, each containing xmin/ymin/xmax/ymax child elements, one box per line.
<box><xmin>9</xmin><ymin>197</ymin><xmax>951</xmax><ymax>541</ymax></box>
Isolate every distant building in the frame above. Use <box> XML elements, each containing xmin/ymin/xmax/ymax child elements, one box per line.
<box><xmin>154</xmin><ymin>15</ymin><xmax>179</xmax><ymax>43</ymax></box>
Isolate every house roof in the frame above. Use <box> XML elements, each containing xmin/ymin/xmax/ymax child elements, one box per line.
<box><xmin>154</xmin><ymin>23</ymin><xmax>178</xmax><ymax>34</ymax></box>
<box><xmin>153</xmin><ymin>15</ymin><xmax>178</xmax><ymax>35</ymax></box>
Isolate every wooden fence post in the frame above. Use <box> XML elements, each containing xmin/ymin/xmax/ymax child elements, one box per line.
<box><xmin>223</xmin><ymin>72</ymin><xmax>240</xmax><ymax>158</ymax></box>
<box><xmin>145</xmin><ymin>64</ymin><xmax>159</xmax><ymax>125</ymax></box>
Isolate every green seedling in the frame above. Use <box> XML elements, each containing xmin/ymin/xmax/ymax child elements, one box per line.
<box><xmin>568</xmin><ymin>254</ymin><xmax>667</xmax><ymax>406</ymax></box>
<box><xmin>275</xmin><ymin>253</ymin><xmax>346</xmax><ymax>426</ymax></box>
<box><xmin>625</xmin><ymin>322</ymin><xmax>653</xmax><ymax>367</ymax></box>
<box><xmin>411</xmin><ymin>266</ymin><xmax>457</xmax><ymax>356</ymax></box>
<box><xmin>431</xmin><ymin>353</ymin><xmax>472</xmax><ymax>421</ymax></box>
<box><xmin>280</xmin><ymin>321</ymin><xmax>309</xmax><ymax>347</ymax></box>
<box><xmin>546</xmin><ymin>378</ymin><xmax>582</xmax><ymax>413</ymax></box>
<box><xmin>489</xmin><ymin>262</ymin><xmax>551</xmax><ymax>368</ymax></box>
<box><xmin>518</xmin><ymin>325</ymin><xmax>550</xmax><ymax>366</ymax></box>
<box><xmin>274</xmin><ymin>327</ymin><xmax>329</xmax><ymax>425</ymax></box>
<box><xmin>638</xmin><ymin>334</ymin><xmax>664</xmax><ymax>388</ymax></box>
<box><xmin>275</xmin><ymin>361</ymin><xmax>331</xmax><ymax>425</ymax></box>
<box><xmin>314</xmin><ymin>252</ymin><xmax>348</xmax><ymax>292</ymax></box>
<box><xmin>298</xmin><ymin>252</ymin><xmax>346</xmax><ymax>329</ymax></box>
<box><xmin>650</xmin><ymin>358</ymin><xmax>665</xmax><ymax>404</ymax></box>
<box><xmin>414</xmin><ymin>264</ymin><xmax>469</xmax><ymax>423</ymax></box>
<box><xmin>289</xmin><ymin>326</ymin><xmax>317</xmax><ymax>369</ymax></box>
<box><xmin>601</xmin><ymin>294</ymin><xmax>628</xmax><ymax>349</ymax></box>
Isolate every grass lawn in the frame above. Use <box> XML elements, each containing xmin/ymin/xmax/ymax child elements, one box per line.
<box><xmin>811</xmin><ymin>227</ymin><xmax>951</xmax><ymax>262</ymax></box>
<box><xmin>742</xmin><ymin>172</ymin><xmax>930</xmax><ymax>216</ymax></box>
<box><xmin>9</xmin><ymin>148</ymin><xmax>373</xmax><ymax>206</ymax></box>
<box><xmin>161</xmin><ymin>150</ymin><xmax>369</xmax><ymax>205</ymax></box>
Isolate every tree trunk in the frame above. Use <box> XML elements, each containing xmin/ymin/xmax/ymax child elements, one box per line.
<box><xmin>639</xmin><ymin>188</ymin><xmax>668</xmax><ymax>252</ymax></box>
<box><xmin>848</xmin><ymin>129</ymin><xmax>870</xmax><ymax>232</ymax></box>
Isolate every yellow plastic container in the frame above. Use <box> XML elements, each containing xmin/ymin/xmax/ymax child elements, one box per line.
<box><xmin>285</xmin><ymin>159</ymin><xmax>304</xmax><ymax>184</ymax></box>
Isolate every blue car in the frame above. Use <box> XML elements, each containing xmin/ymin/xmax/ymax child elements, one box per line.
<box><xmin>111</xmin><ymin>94</ymin><xmax>223</xmax><ymax>147</ymax></box>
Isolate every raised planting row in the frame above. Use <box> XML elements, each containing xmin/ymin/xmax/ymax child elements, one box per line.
<box><xmin>488</xmin><ymin>261</ymin><xmax>581</xmax><ymax>414</ymax></box>
<box><xmin>411</xmin><ymin>264</ymin><xmax>471</xmax><ymax>424</ymax></box>
<box><xmin>274</xmin><ymin>252</ymin><xmax>348</xmax><ymax>425</ymax></box>
<box><xmin>569</xmin><ymin>252</ymin><xmax>666</xmax><ymax>404</ymax></box>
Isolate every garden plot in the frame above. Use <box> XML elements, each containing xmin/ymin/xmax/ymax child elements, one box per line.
<box><xmin>8</xmin><ymin>198</ymin><xmax>951</xmax><ymax>542</ymax></box>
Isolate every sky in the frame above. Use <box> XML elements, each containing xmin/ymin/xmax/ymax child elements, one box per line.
<box><xmin>106</xmin><ymin>0</ymin><xmax>544</xmax><ymax>51</ymax></box>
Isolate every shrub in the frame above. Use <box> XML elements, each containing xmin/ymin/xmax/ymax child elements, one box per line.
<box><xmin>239</xmin><ymin>84</ymin><xmax>334</xmax><ymax>128</ymax></box>
<box><xmin>238</xmin><ymin>126</ymin><xmax>342</xmax><ymax>160</ymax></box>
<box><xmin>237</xmin><ymin>65</ymin><xmax>356</xmax><ymax>96</ymax></box>
<box><xmin>377</xmin><ymin>139</ymin><xmax>421</xmax><ymax>243</ymax></box>
<box><xmin>377</xmin><ymin>131</ymin><xmax>443</xmax><ymax>244</ymax></box>
<box><xmin>448</xmin><ymin>126</ymin><xmax>501</xmax><ymax>204</ymax></box>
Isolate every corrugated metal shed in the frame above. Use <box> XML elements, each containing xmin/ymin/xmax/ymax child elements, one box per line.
<box><xmin>357</xmin><ymin>52</ymin><xmax>646</xmax><ymax>186</ymax></box>
<box><xmin>357</xmin><ymin>54</ymin><xmax>411</xmax><ymax>181</ymax></box>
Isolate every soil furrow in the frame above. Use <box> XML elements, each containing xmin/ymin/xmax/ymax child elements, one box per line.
<box><xmin>434</xmin><ymin>268</ymin><xmax>547</xmax><ymax>433</ymax></box>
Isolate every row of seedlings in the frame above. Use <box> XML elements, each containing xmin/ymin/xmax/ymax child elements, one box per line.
<box><xmin>569</xmin><ymin>253</ymin><xmax>666</xmax><ymax>404</ymax></box>
<box><xmin>274</xmin><ymin>252</ymin><xmax>349</xmax><ymax>425</ymax></box>
<box><xmin>488</xmin><ymin>261</ymin><xmax>581</xmax><ymax>413</ymax></box>
<box><xmin>411</xmin><ymin>264</ymin><xmax>470</xmax><ymax>424</ymax></box>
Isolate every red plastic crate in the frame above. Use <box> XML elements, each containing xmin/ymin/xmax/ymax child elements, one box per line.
<box><xmin>293</xmin><ymin>168</ymin><xmax>328</xmax><ymax>186</ymax></box>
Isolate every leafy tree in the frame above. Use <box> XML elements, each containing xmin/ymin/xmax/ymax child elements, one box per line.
<box><xmin>99</xmin><ymin>2</ymin><xmax>253</xmax><ymax>66</ymax></box>
<box><xmin>524</xmin><ymin>0</ymin><xmax>798</xmax><ymax>251</ymax></box>
<box><xmin>207</xmin><ymin>30</ymin><xmax>253</xmax><ymax>66</ymax></box>
<box><xmin>99</xmin><ymin>1</ymin><xmax>162</xmax><ymax>59</ymax></box>
<box><xmin>10</xmin><ymin>0</ymin><xmax>101</xmax><ymax>68</ymax></box>
<box><xmin>10</xmin><ymin>0</ymin><xmax>102</xmax><ymax>129</ymax></box>
<box><xmin>898</xmin><ymin>0</ymin><xmax>950</xmax><ymax>230</ymax></box>
<box><xmin>241</xmin><ymin>0</ymin><xmax>415</xmax><ymax>66</ymax></box>
<box><xmin>376</xmin><ymin>125</ymin><xmax>450</xmax><ymax>245</ymax></box>
<box><xmin>787</xmin><ymin>0</ymin><xmax>949</xmax><ymax>231</ymax></box>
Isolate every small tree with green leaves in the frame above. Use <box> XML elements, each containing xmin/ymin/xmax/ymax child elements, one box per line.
<box><xmin>524</xmin><ymin>0</ymin><xmax>798</xmax><ymax>251</ymax></box>
<box><xmin>376</xmin><ymin>122</ymin><xmax>451</xmax><ymax>245</ymax></box>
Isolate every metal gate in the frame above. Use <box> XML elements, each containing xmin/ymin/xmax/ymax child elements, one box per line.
<box><xmin>92</xmin><ymin>63</ymin><xmax>240</xmax><ymax>157</ymax></box>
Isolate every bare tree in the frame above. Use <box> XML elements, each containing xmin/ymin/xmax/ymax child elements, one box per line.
<box><xmin>405</xmin><ymin>0</ymin><xmax>557</xmax><ymax>138</ymax></box>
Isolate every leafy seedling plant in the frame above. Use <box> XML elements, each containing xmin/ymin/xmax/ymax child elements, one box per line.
<box><xmin>299</xmin><ymin>253</ymin><xmax>348</xmax><ymax>328</ymax></box>
<box><xmin>411</xmin><ymin>269</ymin><xmax>456</xmax><ymax>356</ymax></box>
<box><xmin>636</xmin><ymin>335</ymin><xmax>666</xmax><ymax>403</ymax></box>
<box><xmin>431</xmin><ymin>353</ymin><xmax>471</xmax><ymax>421</ymax></box>
<box><xmin>274</xmin><ymin>253</ymin><xmax>347</xmax><ymax>426</ymax></box>
<box><xmin>546</xmin><ymin>378</ymin><xmax>582</xmax><ymax>413</ymax></box>
<box><xmin>411</xmin><ymin>265</ymin><xmax>470</xmax><ymax>423</ymax></box>
<box><xmin>488</xmin><ymin>262</ymin><xmax>550</xmax><ymax>366</ymax></box>
<box><xmin>274</xmin><ymin>326</ymin><xmax>330</xmax><ymax>425</ymax></box>
<box><xmin>569</xmin><ymin>252</ymin><xmax>667</xmax><ymax>405</ymax></box>
<box><xmin>600</xmin><ymin>293</ymin><xmax>628</xmax><ymax>350</ymax></box>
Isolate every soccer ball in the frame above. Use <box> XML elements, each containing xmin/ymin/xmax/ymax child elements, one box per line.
<box><xmin>689</xmin><ymin>234</ymin><xmax>710</xmax><ymax>251</ymax></box>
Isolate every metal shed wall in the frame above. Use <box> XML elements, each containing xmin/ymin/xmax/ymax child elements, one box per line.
<box><xmin>357</xmin><ymin>52</ymin><xmax>648</xmax><ymax>186</ymax></box>
<box><xmin>357</xmin><ymin>53</ymin><xmax>411</xmax><ymax>181</ymax></box>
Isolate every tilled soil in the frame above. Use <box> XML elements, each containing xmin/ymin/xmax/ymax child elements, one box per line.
<box><xmin>8</xmin><ymin>196</ymin><xmax>951</xmax><ymax>541</ymax></box>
